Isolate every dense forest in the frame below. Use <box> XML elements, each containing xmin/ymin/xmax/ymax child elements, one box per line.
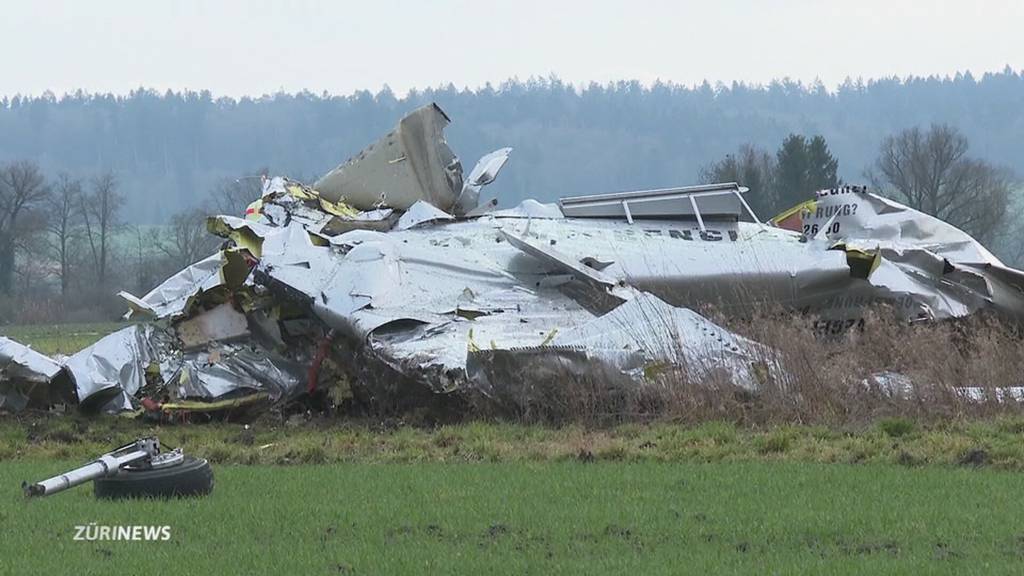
<box><xmin>1</xmin><ymin>68</ymin><xmax>1022</xmax><ymax>224</ymax></box>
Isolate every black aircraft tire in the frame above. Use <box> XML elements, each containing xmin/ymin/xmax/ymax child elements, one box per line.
<box><xmin>94</xmin><ymin>456</ymin><xmax>214</xmax><ymax>500</ymax></box>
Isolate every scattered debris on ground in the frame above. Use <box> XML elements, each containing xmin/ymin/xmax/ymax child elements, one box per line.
<box><xmin>3</xmin><ymin>103</ymin><xmax>1024</xmax><ymax>420</ymax></box>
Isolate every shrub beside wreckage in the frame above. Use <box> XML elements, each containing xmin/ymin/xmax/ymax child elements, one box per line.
<box><xmin>3</xmin><ymin>103</ymin><xmax>1024</xmax><ymax>421</ymax></box>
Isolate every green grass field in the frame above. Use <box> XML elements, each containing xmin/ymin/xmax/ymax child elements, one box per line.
<box><xmin>4</xmin><ymin>416</ymin><xmax>1024</xmax><ymax>469</ymax></box>
<box><xmin>0</xmin><ymin>322</ymin><xmax>128</xmax><ymax>356</ymax></box>
<box><xmin>5</xmin><ymin>323</ymin><xmax>1024</xmax><ymax>573</ymax></box>
<box><xmin>3</xmin><ymin>460</ymin><xmax>1023</xmax><ymax>575</ymax></box>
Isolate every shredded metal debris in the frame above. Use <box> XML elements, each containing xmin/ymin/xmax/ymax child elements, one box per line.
<box><xmin>3</xmin><ymin>103</ymin><xmax>1023</xmax><ymax>416</ymax></box>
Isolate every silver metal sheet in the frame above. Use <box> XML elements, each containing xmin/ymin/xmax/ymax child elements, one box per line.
<box><xmin>803</xmin><ymin>188</ymin><xmax>1001</xmax><ymax>263</ymax></box>
<box><xmin>0</xmin><ymin>337</ymin><xmax>68</xmax><ymax>411</ymax></box>
<box><xmin>797</xmin><ymin>188</ymin><xmax>1024</xmax><ymax>322</ymax></box>
<box><xmin>455</xmin><ymin>148</ymin><xmax>512</xmax><ymax>214</ymax></box>
<box><xmin>0</xmin><ymin>337</ymin><xmax>63</xmax><ymax>382</ymax></box>
<box><xmin>62</xmin><ymin>325</ymin><xmax>160</xmax><ymax>411</ymax></box>
<box><xmin>315</xmin><ymin>104</ymin><xmax>464</xmax><ymax>213</ymax></box>
<box><xmin>395</xmin><ymin>200</ymin><xmax>454</xmax><ymax>231</ymax></box>
<box><xmin>165</xmin><ymin>344</ymin><xmax>305</xmax><ymax>401</ymax></box>
<box><xmin>252</xmin><ymin>207</ymin><xmax>773</xmax><ymax>394</ymax></box>
<box><xmin>314</xmin><ymin>104</ymin><xmax>508</xmax><ymax>216</ymax></box>
<box><xmin>489</xmin><ymin>199</ymin><xmax>564</xmax><ymax>219</ymax></box>
<box><xmin>119</xmin><ymin>252</ymin><xmax>224</xmax><ymax>320</ymax></box>
<box><xmin>551</xmin><ymin>292</ymin><xmax>770</xmax><ymax>391</ymax></box>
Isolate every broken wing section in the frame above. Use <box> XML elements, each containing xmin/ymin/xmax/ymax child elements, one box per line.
<box><xmin>246</xmin><ymin>210</ymin><xmax>773</xmax><ymax>402</ymax></box>
<box><xmin>315</xmin><ymin>104</ymin><xmax>459</xmax><ymax>212</ymax></box>
<box><xmin>314</xmin><ymin>104</ymin><xmax>509</xmax><ymax>216</ymax></box>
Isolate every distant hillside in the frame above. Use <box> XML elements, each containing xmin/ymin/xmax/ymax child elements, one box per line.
<box><xmin>1</xmin><ymin>69</ymin><xmax>1022</xmax><ymax>223</ymax></box>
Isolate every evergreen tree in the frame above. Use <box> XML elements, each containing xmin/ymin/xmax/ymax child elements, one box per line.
<box><xmin>702</xmin><ymin>134</ymin><xmax>841</xmax><ymax>218</ymax></box>
<box><xmin>805</xmin><ymin>135</ymin><xmax>840</xmax><ymax>192</ymax></box>
<box><xmin>774</xmin><ymin>134</ymin><xmax>840</xmax><ymax>212</ymax></box>
<box><xmin>774</xmin><ymin>134</ymin><xmax>810</xmax><ymax>211</ymax></box>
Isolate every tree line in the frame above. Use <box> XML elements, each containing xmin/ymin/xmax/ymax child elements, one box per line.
<box><xmin>1</xmin><ymin>68</ymin><xmax>1022</xmax><ymax>224</ymax></box>
<box><xmin>701</xmin><ymin>124</ymin><xmax>1016</xmax><ymax>247</ymax></box>
<box><xmin>2</xmin><ymin>69</ymin><xmax>1023</xmax><ymax>323</ymax></box>
<box><xmin>0</xmin><ymin>164</ymin><xmax>239</xmax><ymax>322</ymax></box>
<box><xmin>2</xmin><ymin>119</ymin><xmax>1016</xmax><ymax>324</ymax></box>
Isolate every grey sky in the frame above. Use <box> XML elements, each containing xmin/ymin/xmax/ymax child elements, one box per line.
<box><xmin>1</xmin><ymin>0</ymin><xmax>1021</xmax><ymax>98</ymax></box>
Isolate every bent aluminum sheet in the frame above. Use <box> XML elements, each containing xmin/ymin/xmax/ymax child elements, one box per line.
<box><xmin>489</xmin><ymin>213</ymin><xmax>857</xmax><ymax>317</ymax></box>
<box><xmin>551</xmin><ymin>292</ymin><xmax>770</xmax><ymax>390</ymax></box>
<box><xmin>483</xmin><ymin>187</ymin><xmax>1024</xmax><ymax>326</ymax></box>
<box><xmin>314</xmin><ymin>104</ymin><xmax>509</xmax><ymax>216</ymax></box>
<box><xmin>0</xmin><ymin>337</ymin><xmax>68</xmax><ymax>411</ymax></box>
<box><xmin>315</xmin><ymin>104</ymin><xmax>463</xmax><ymax>213</ymax></box>
<box><xmin>63</xmin><ymin>325</ymin><xmax>160</xmax><ymax>411</ymax></box>
<box><xmin>867</xmin><ymin>371</ymin><xmax>1024</xmax><ymax>403</ymax></box>
<box><xmin>249</xmin><ymin>206</ymin><xmax>771</xmax><ymax>394</ymax></box>
<box><xmin>119</xmin><ymin>252</ymin><xmax>225</xmax><ymax>320</ymax></box>
<box><xmin>395</xmin><ymin>200</ymin><xmax>455</xmax><ymax>231</ymax></box>
<box><xmin>798</xmin><ymin>188</ymin><xmax>1024</xmax><ymax>322</ymax></box>
<box><xmin>455</xmin><ymin>147</ymin><xmax>512</xmax><ymax>215</ymax></box>
<box><xmin>161</xmin><ymin>344</ymin><xmax>305</xmax><ymax>401</ymax></box>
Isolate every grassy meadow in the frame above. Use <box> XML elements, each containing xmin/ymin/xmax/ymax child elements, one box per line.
<box><xmin>3</xmin><ymin>322</ymin><xmax>1024</xmax><ymax>574</ymax></box>
<box><xmin>0</xmin><ymin>322</ymin><xmax>128</xmax><ymax>356</ymax></box>
<box><xmin>5</xmin><ymin>460</ymin><xmax>1024</xmax><ymax>575</ymax></box>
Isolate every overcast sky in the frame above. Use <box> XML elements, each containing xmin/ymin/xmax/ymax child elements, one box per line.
<box><xmin>1</xmin><ymin>0</ymin><xmax>1021</xmax><ymax>98</ymax></box>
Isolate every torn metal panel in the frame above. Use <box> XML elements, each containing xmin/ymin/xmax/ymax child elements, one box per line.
<box><xmin>119</xmin><ymin>252</ymin><xmax>226</xmax><ymax>320</ymax></box>
<box><xmin>866</xmin><ymin>372</ymin><xmax>1024</xmax><ymax>403</ymax></box>
<box><xmin>801</xmin><ymin>187</ymin><xmax>1001</xmax><ymax>263</ymax></box>
<box><xmin>0</xmin><ymin>337</ymin><xmax>63</xmax><ymax>383</ymax></box>
<box><xmin>493</xmin><ymin>214</ymin><xmax>856</xmax><ymax>317</ymax></box>
<box><xmin>314</xmin><ymin>104</ymin><xmax>507</xmax><ymax>216</ymax></box>
<box><xmin>62</xmin><ymin>325</ymin><xmax>161</xmax><ymax>411</ymax></box>
<box><xmin>164</xmin><ymin>344</ymin><xmax>305</xmax><ymax>401</ymax></box>
<box><xmin>314</xmin><ymin>104</ymin><xmax>461</xmax><ymax>213</ymax></box>
<box><xmin>247</xmin><ymin>204</ymin><xmax>773</xmax><ymax>395</ymax></box>
<box><xmin>551</xmin><ymin>292</ymin><xmax>771</xmax><ymax>391</ymax></box>
<box><xmin>464</xmin><ymin>292</ymin><xmax>774</xmax><ymax>406</ymax></box>
<box><xmin>0</xmin><ymin>337</ymin><xmax>71</xmax><ymax>410</ymax></box>
<box><xmin>395</xmin><ymin>200</ymin><xmax>455</xmax><ymax>231</ymax></box>
<box><xmin>454</xmin><ymin>147</ymin><xmax>513</xmax><ymax>215</ymax></box>
<box><xmin>787</xmin><ymin>187</ymin><xmax>1024</xmax><ymax>322</ymax></box>
<box><xmin>499</xmin><ymin>227</ymin><xmax>634</xmax><ymax>307</ymax></box>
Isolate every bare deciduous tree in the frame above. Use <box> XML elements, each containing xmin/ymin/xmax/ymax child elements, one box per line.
<box><xmin>13</xmin><ymin>211</ymin><xmax>50</xmax><ymax>297</ymax></box>
<box><xmin>46</xmin><ymin>173</ymin><xmax>83</xmax><ymax>299</ymax></box>
<box><xmin>872</xmin><ymin>124</ymin><xmax>1016</xmax><ymax>244</ymax></box>
<box><xmin>80</xmin><ymin>171</ymin><xmax>123</xmax><ymax>287</ymax></box>
<box><xmin>157</xmin><ymin>207</ymin><xmax>219</xmax><ymax>269</ymax></box>
<box><xmin>0</xmin><ymin>161</ymin><xmax>50</xmax><ymax>295</ymax></box>
<box><xmin>126</xmin><ymin>225</ymin><xmax>165</xmax><ymax>297</ymax></box>
<box><xmin>209</xmin><ymin>170</ymin><xmax>269</xmax><ymax>216</ymax></box>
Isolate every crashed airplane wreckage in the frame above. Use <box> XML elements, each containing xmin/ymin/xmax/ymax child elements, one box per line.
<box><xmin>4</xmin><ymin>102</ymin><xmax>1024</xmax><ymax>416</ymax></box>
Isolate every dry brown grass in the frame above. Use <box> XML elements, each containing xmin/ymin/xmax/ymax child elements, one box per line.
<box><xmin>461</xmin><ymin>306</ymin><xmax>1024</xmax><ymax>427</ymax></box>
